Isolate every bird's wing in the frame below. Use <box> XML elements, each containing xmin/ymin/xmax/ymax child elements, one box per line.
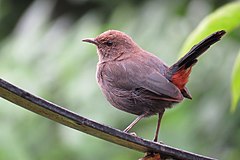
<box><xmin>141</xmin><ymin>70</ymin><xmax>183</xmax><ymax>101</ymax></box>
<box><xmin>103</xmin><ymin>58</ymin><xmax>183</xmax><ymax>102</ymax></box>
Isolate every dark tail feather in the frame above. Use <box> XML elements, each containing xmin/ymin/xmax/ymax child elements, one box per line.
<box><xmin>167</xmin><ymin>30</ymin><xmax>226</xmax><ymax>99</ymax></box>
<box><xmin>170</xmin><ymin>30</ymin><xmax>226</xmax><ymax>73</ymax></box>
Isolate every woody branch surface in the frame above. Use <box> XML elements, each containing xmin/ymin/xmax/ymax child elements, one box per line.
<box><xmin>0</xmin><ymin>78</ymin><xmax>216</xmax><ymax>160</ymax></box>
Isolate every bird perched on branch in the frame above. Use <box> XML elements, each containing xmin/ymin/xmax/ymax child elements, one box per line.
<box><xmin>83</xmin><ymin>30</ymin><xmax>226</xmax><ymax>142</ymax></box>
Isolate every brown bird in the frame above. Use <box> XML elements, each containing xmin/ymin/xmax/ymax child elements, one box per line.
<box><xmin>82</xmin><ymin>30</ymin><xmax>225</xmax><ymax>142</ymax></box>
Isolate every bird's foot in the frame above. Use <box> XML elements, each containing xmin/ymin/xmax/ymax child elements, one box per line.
<box><xmin>123</xmin><ymin>128</ymin><xmax>138</xmax><ymax>136</ymax></box>
<box><xmin>152</xmin><ymin>140</ymin><xmax>164</xmax><ymax>145</ymax></box>
<box><xmin>129</xmin><ymin>132</ymin><xmax>137</xmax><ymax>136</ymax></box>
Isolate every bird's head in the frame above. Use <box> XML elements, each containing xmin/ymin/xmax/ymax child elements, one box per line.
<box><xmin>83</xmin><ymin>30</ymin><xmax>141</xmax><ymax>62</ymax></box>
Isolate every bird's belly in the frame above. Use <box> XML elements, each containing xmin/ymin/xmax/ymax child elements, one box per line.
<box><xmin>100</xmin><ymin>86</ymin><xmax>174</xmax><ymax>116</ymax></box>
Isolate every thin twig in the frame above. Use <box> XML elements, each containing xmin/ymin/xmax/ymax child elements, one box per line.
<box><xmin>0</xmin><ymin>78</ymin><xmax>217</xmax><ymax>160</ymax></box>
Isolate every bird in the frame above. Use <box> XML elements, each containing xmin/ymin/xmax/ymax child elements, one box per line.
<box><xmin>82</xmin><ymin>30</ymin><xmax>226</xmax><ymax>142</ymax></box>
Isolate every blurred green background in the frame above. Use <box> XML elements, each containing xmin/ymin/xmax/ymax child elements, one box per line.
<box><xmin>0</xmin><ymin>0</ymin><xmax>240</xmax><ymax>160</ymax></box>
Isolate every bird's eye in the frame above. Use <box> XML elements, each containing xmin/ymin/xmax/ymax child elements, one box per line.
<box><xmin>105</xmin><ymin>40</ymin><xmax>113</xmax><ymax>46</ymax></box>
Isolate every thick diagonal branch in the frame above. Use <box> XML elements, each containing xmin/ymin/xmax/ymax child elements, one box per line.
<box><xmin>0</xmin><ymin>78</ymin><xmax>216</xmax><ymax>160</ymax></box>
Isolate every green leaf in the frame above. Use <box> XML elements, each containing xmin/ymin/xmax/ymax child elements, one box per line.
<box><xmin>179</xmin><ymin>1</ymin><xmax>240</xmax><ymax>56</ymax></box>
<box><xmin>178</xmin><ymin>2</ymin><xmax>240</xmax><ymax>112</ymax></box>
<box><xmin>231</xmin><ymin>51</ymin><xmax>240</xmax><ymax>112</ymax></box>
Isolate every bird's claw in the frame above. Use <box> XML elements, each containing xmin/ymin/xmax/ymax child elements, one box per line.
<box><xmin>153</xmin><ymin>140</ymin><xmax>164</xmax><ymax>145</ymax></box>
<box><xmin>129</xmin><ymin>132</ymin><xmax>137</xmax><ymax>136</ymax></box>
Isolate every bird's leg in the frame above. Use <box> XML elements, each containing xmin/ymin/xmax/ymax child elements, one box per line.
<box><xmin>124</xmin><ymin>113</ymin><xmax>146</xmax><ymax>132</ymax></box>
<box><xmin>153</xmin><ymin>110</ymin><xmax>165</xmax><ymax>142</ymax></box>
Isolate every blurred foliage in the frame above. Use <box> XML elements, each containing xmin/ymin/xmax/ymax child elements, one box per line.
<box><xmin>178</xmin><ymin>1</ymin><xmax>240</xmax><ymax>112</ymax></box>
<box><xmin>179</xmin><ymin>1</ymin><xmax>240</xmax><ymax>56</ymax></box>
<box><xmin>231</xmin><ymin>50</ymin><xmax>240</xmax><ymax>112</ymax></box>
<box><xmin>0</xmin><ymin>0</ymin><xmax>240</xmax><ymax>160</ymax></box>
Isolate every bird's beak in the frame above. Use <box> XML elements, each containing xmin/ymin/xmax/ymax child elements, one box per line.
<box><xmin>82</xmin><ymin>38</ymin><xmax>98</xmax><ymax>45</ymax></box>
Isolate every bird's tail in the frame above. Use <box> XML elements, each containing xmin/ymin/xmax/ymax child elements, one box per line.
<box><xmin>167</xmin><ymin>30</ymin><xmax>226</xmax><ymax>98</ymax></box>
